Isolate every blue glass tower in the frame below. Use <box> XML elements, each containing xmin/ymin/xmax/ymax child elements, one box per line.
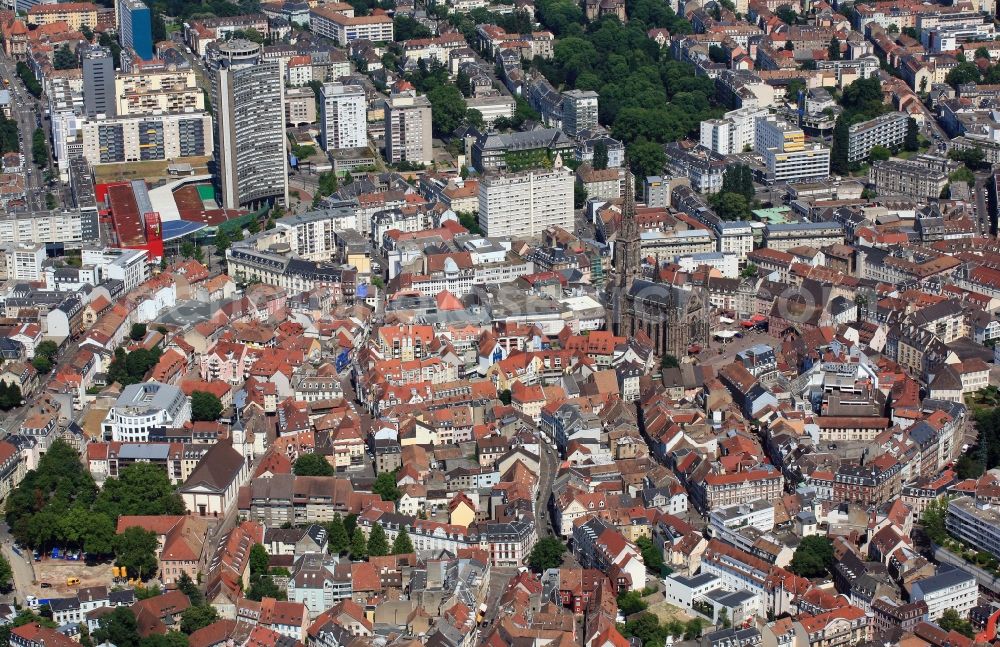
<box><xmin>118</xmin><ymin>0</ymin><xmax>153</xmax><ymax>60</ymax></box>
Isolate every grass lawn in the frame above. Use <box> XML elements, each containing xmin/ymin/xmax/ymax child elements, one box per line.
<box><xmin>895</xmin><ymin>146</ymin><xmax>931</xmax><ymax>160</ymax></box>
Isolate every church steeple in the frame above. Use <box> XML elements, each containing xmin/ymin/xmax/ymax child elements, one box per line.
<box><xmin>614</xmin><ymin>166</ymin><xmax>641</xmax><ymax>291</ymax></box>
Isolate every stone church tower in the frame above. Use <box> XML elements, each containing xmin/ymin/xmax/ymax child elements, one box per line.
<box><xmin>613</xmin><ymin>171</ymin><xmax>641</xmax><ymax>336</ymax></box>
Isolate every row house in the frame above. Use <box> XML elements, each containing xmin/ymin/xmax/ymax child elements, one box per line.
<box><xmin>242</xmin><ymin>474</ymin><xmax>385</xmax><ymax>527</ymax></box>
<box><xmin>692</xmin><ymin>469</ymin><xmax>783</xmax><ymax>513</ymax></box>
<box><xmin>357</xmin><ymin>510</ymin><xmax>480</xmax><ymax>555</ymax></box>
<box><xmin>832</xmin><ymin>454</ymin><xmax>903</xmax><ymax>507</ymax></box>
<box><xmin>199</xmin><ymin>340</ymin><xmax>249</xmax><ymax>385</ymax></box>
<box><xmin>541</xmin><ymin>567</ymin><xmax>609</xmax><ymax>614</ymax></box>
<box><xmin>795</xmin><ymin>606</ymin><xmax>871</xmax><ymax>647</ymax></box>
<box><xmin>48</xmin><ymin>587</ymin><xmax>136</xmax><ymax>626</ymax></box>
<box><xmin>572</xmin><ymin>516</ymin><xmax>647</xmax><ymax>592</ymax></box>
<box><xmin>484</xmin><ymin>519</ymin><xmax>537</xmax><ymax>567</ymax></box>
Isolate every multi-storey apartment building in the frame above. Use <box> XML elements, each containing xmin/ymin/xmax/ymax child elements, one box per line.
<box><xmin>478</xmin><ymin>167</ymin><xmax>574</xmax><ymax>238</ymax></box>
<box><xmin>763</xmin><ymin>222</ymin><xmax>845</xmax><ymax>251</ymax></box>
<box><xmin>383</xmin><ymin>81</ymin><xmax>432</xmax><ymax>165</ymax></box>
<box><xmin>101</xmin><ymin>382</ymin><xmax>192</xmax><ymax>443</ymax></box>
<box><xmin>117</xmin><ymin>0</ymin><xmax>153</xmax><ymax>60</ymax></box>
<box><xmin>472</xmin><ymin>128</ymin><xmax>574</xmax><ymax>173</ymax></box>
<box><xmin>319</xmin><ymin>82</ymin><xmax>367</xmax><ymax>151</ymax></box>
<box><xmin>696</xmin><ymin>470</ymin><xmax>783</xmax><ymax>512</ymax></box>
<box><xmin>947</xmin><ymin>496</ymin><xmax>1000</xmax><ymax>558</ymax></box>
<box><xmin>80</xmin><ymin>113</ymin><xmax>213</xmax><ymax>165</ymax></box>
<box><xmin>115</xmin><ymin>68</ymin><xmax>204</xmax><ymax>116</ymax></box>
<box><xmin>561</xmin><ymin>89</ymin><xmax>599</xmax><ymax>137</ymax></box>
<box><xmin>310</xmin><ymin>6</ymin><xmax>393</xmax><ymax>46</ymax></box>
<box><xmin>27</xmin><ymin>1</ymin><xmax>98</xmax><ymax>30</ymax></box>
<box><xmin>82</xmin><ymin>46</ymin><xmax>115</xmax><ymax>118</ymax></box>
<box><xmin>869</xmin><ymin>158</ymin><xmax>949</xmax><ymax>199</ymax></box>
<box><xmin>832</xmin><ymin>455</ymin><xmax>903</xmax><ymax>507</ymax></box>
<box><xmin>0</xmin><ymin>210</ymin><xmax>97</xmax><ymax>246</ymax></box>
<box><xmin>700</xmin><ymin>106</ymin><xmax>767</xmax><ymax>155</ymax></box>
<box><xmin>211</xmin><ymin>39</ymin><xmax>288</xmax><ymax>209</ymax></box>
<box><xmin>664</xmin><ymin>143</ymin><xmax>728</xmax><ymax>193</ymax></box>
<box><xmin>848</xmin><ymin>112</ymin><xmax>908</xmax><ymax>163</ymax></box>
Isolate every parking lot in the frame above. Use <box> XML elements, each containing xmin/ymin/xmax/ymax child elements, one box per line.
<box><xmin>24</xmin><ymin>557</ymin><xmax>115</xmax><ymax>599</ymax></box>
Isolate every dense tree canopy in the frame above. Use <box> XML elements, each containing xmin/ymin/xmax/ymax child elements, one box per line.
<box><xmin>949</xmin><ymin>146</ymin><xmax>988</xmax><ymax>171</ymax></box>
<box><xmin>6</xmin><ymin>440</ymin><xmax>98</xmax><ymax>544</ymax></box>
<box><xmin>181</xmin><ymin>606</ymin><xmax>219</xmax><ymax>635</ymax></box>
<box><xmin>710</xmin><ymin>191</ymin><xmax>750</xmax><ymax>221</ymax></box>
<box><xmin>93</xmin><ymin>463</ymin><xmax>185</xmax><ymax>519</ymax></box>
<box><xmin>130</xmin><ymin>323</ymin><xmax>147</xmax><ymax>341</ymax></box>
<box><xmin>832</xmin><ymin>117</ymin><xmax>851</xmax><ymax>175</ymax></box>
<box><xmin>0</xmin><ymin>554</ymin><xmax>12</xmax><ymax>592</ymax></box>
<box><xmin>294</xmin><ymin>453</ymin><xmax>335</xmax><ymax>476</ymax></box>
<box><xmin>617</xmin><ymin>590</ymin><xmax>647</xmax><ymax>616</ymax></box>
<box><xmin>178</xmin><ymin>572</ymin><xmax>203</xmax><ymax>606</ymax></box>
<box><xmin>53</xmin><ymin>45</ymin><xmax>77</xmax><ymax>70</ymax></box>
<box><xmin>114</xmin><ymin>527</ymin><xmax>159</xmax><ymax>580</ymax></box>
<box><xmin>36</xmin><ymin>341</ymin><xmax>59</xmax><ymax>366</ymax></box>
<box><xmin>526</xmin><ymin>13</ymin><xmax>719</xmax><ymax>153</ymax></box>
<box><xmin>350</xmin><ymin>527</ymin><xmax>368</xmax><ymax>559</ymax></box>
<box><xmin>621</xmin><ymin>612</ymin><xmax>702</xmax><ymax>644</ymax></box>
<box><xmin>905</xmin><ymin>118</ymin><xmax>920</xmax><ymax>152</ymax></box>
<box><xmin>372</xmin><ymin>471</ymin><xmax>401</xmax><ymax>502</ymax></box>
<box><xmin>93</xmin><ymin>608</ymin><xmax>141</xmax><ymax>647</ymax></box>
<box><xmin>394</xmin><ymin>15</ymin><xmax>431</xmax><ymax>41</ymax></box>
<box><xmin>528</xmin><ymin>537</ymin><xmax>566</xmax><ymax>573</ymax></box>
<box><xmin>869</xmin><ymin>145</ymin><xmax>891</xmax><ymax>162</ymax></box>
<box><xmin>190</xmin><ymin>391</ymin><xmax>223</xmax><ymax>422</ymax></box>
<box><xmin>367</xmin><ymin>524</ymin><xmax>390</xmax><ymax>557</ymax></box>
<box><xmin>839</xmin><ymin>77</ymin><xmax>893</xmax><ymax>125</ymax></box>
<box><xmin>392</xmin><ymin>527</ymin><xmax>414</xmax><ymax>554</ymax></box>
<box><xmin>107</xmin><ymin>346</ymin><xmax>163</xmax><ymax>386</ymax></box>
<box><xmin>939</xmin><ymin>609</ymin><xmax>975</xmax><ymax>638</ymax></box>
<box><xmin>427</xmin><ymin>85</ymin><xmax>467</xmax><ymax>137</ymax></box>
<box><xmin>32</xmin><ymin>128</ymin><xmax>47</xmax><ymax>168</ymax></box>
<box><xmin>249</xmin><ymin>543</ymin><xmax>269</xmax><ymax>576</ymax></box>
<box><xmin>327</xmin><ymin>514</ymin><xmax>350</xmax><ymax>554</ymax></box>
<box><xmin>0</xmin><ymin>382</ymin><xmax>22</xmax><ymax>411</ymax></box>
<box><xmin>593</xmin><ymin>140</ymin><xmax>609</xmax><ymax>170</ymax></box>
<box><xmin>0</xmin><ymin>114</ymin><xmax>19</xmax><ymax>156</ymax></box>
<box><xmin>17</xmin><ymin>62</ymin><xmax>41</xmax><ymax>98</ymax></box>
<box><xmin>7</xmin><ymin>444</ymin><xmax>184</xmax><ymax>556</ymax></box>
<box><xmin>788</xmin><ymin>535</ymin><xmax>834</xmax><ymax>578</ymax></box>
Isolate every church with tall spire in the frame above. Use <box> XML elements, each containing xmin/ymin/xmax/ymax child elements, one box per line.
<box><xmin>612</xmin><ymin>169</ymin><xmax>641</xmax><ymax>336</ymax></box>
<box><xmin>615</xmin><ymin>170</ymin><xmax>642</xmax><ymax>291</ymax></box>
<box><xmin>608</xmin><ymin>169</ymin><xmax>710</xmax><ymax>358</ymax></box>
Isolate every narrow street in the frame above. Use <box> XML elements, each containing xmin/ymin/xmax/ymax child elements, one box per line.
<box><xmin>0</xmin><ymin>51</ymin><xmax>47</xmax><ymax>211</ymax></box>
<box><xmin>0</xmin><ymin>523</ymin><xmax>36</xmax><ymax>605</ymax></box>
<box><xmin>535</xmin><ymin>431</ymin><xmax>559</xmax><ymax>538</ymax></box>
<box><xmin>975</xmin><ymin>174</ymin><xmax>992</xmax><ymax>236</ymax></box>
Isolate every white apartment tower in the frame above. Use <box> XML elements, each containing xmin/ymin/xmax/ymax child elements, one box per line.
<box><xmin>699</xmin><ymin>106</ymin><xmax>766</xmax><ymax>155</ymax></box>
<box><xmin>212</xmin><ymin>39</ymin><xmax>289</xmax><ymax>210</ymax></box>
<box><xmin>319</xmin><ymin>82</ymin><xmax>368</xmax><ymax>152</ymax></box>
<box><xmin>478</xmin><ymin>163</ymin><xmax>574</xmax><ymax>238</ymax></box>
<box><xmin>384</xmin><ymin>80</ymin><xmax>433</xmax><ymax>165</ymax></box>
<box><xmin>562</xmin><ymin>89</ymin><xmax>599</xmax><ymax>137</ymax></box>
